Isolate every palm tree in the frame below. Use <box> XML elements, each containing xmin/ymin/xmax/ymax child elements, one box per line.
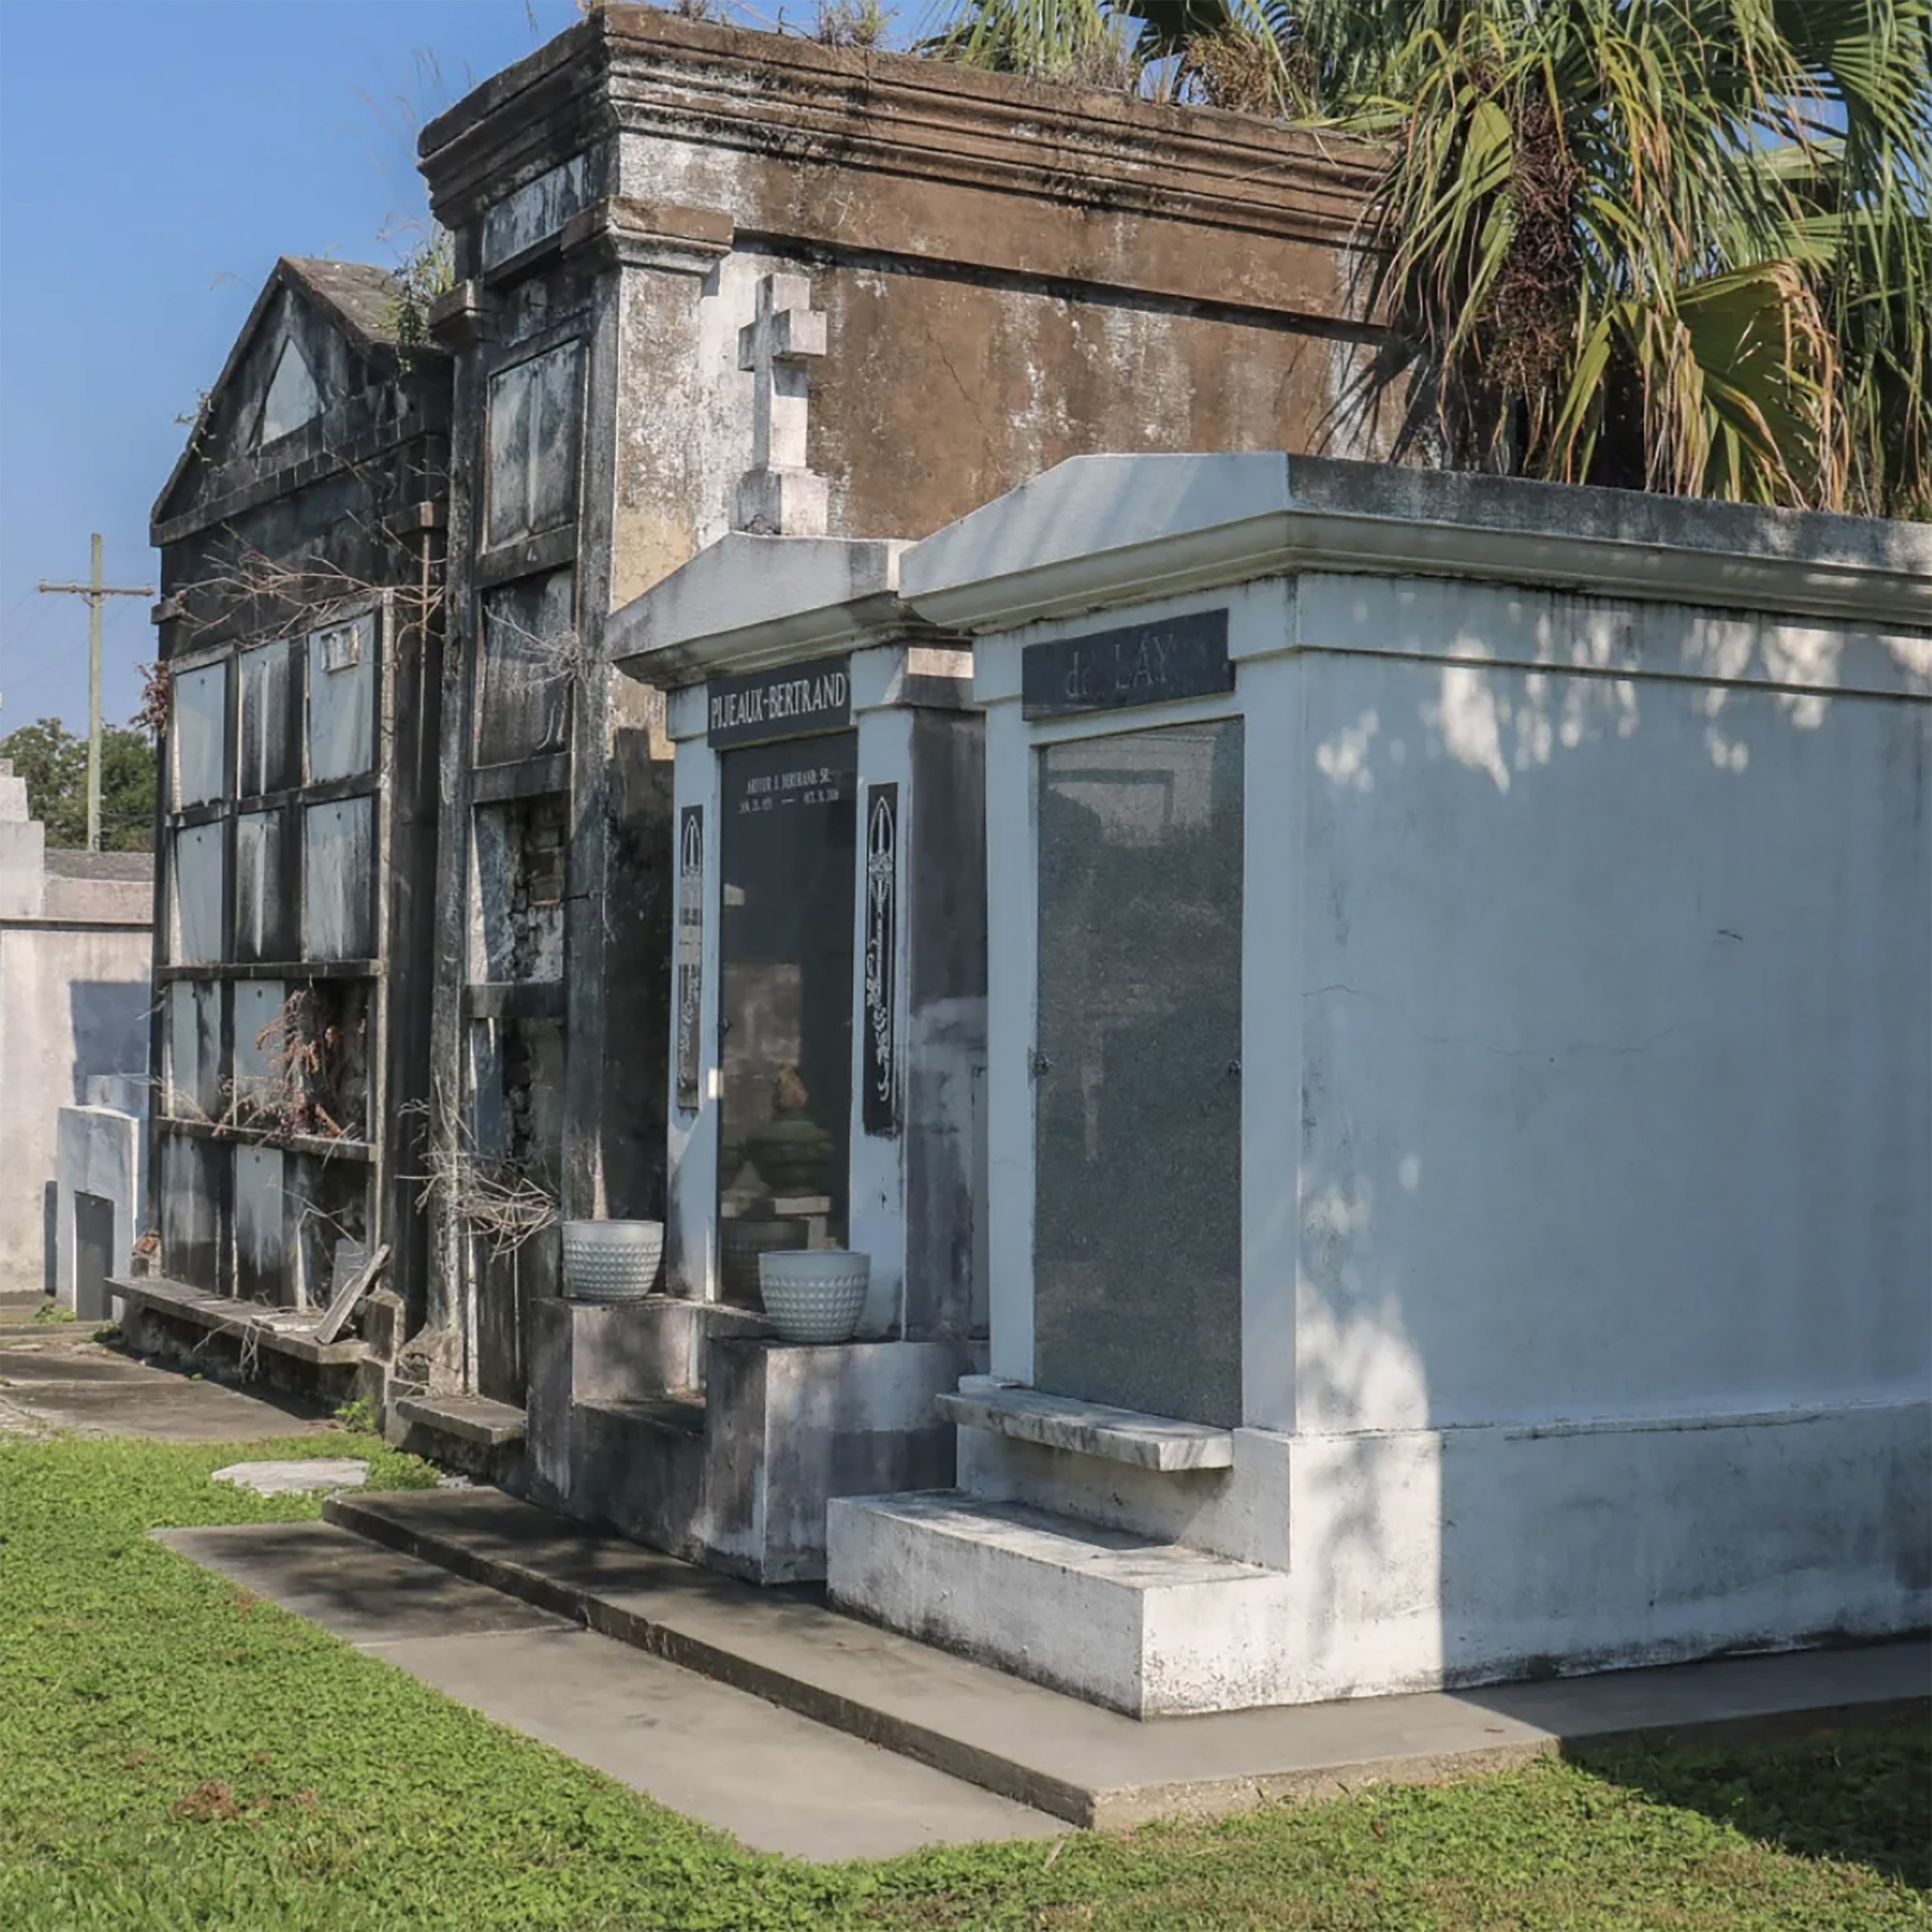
<box><xmin>926</xmin><ymin>0</ymin><xmax>1932</xmax><ymax>515</ymax></box>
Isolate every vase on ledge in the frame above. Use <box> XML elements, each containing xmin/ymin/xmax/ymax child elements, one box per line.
<box><xmin>560</xmin><ymin>1220</ymin><xmax>664</xmax><ymax>1302</ymax></box>
<box><xmin>757</xmin><ymin>1249</ymin><xmax>870</xmax><ymax>1344</ymax></box>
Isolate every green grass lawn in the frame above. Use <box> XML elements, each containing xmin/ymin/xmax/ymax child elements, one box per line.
<box><xmin>1</xmin><ymin>1431</ymin><xmax>1926</xmax><ymax>1931</ymax></box>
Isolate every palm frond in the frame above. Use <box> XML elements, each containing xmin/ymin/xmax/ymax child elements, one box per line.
<box><xmin>921</xmin><ymin>0</ymin><xmax>1932</xmax><ymax>510</ymax></box>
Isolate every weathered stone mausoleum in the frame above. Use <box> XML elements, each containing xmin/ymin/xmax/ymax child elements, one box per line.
<box><xmin>404</xmin><ymin>6</ymin><xmax>1389</xmax><ymax>1440</ymax></box>
<box><xmin>122</xmin><ymin>256</ymin><xmax>448</xmax><ymax>1399</ymax></box>
<box><xmin>128</xmin><ymin>3</ymin><xmax>1930</xmax><ymax>1722</ymax></box>
<box><xmin>130</xmin><ymin>8</ymin><xmax>1389</xmax><ymax>1429</ymax></box>
<box><xmin>818</xmin><ymin>454</ymin><xmax>1932</xmax><ymax>1712</ymax></box>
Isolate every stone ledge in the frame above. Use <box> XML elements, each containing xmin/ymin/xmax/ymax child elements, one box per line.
<box><xmin>393</xmin><ymin>1393</ymin><xmax>526</xmax><ymax>1447</ymax></box>
<box><xmin>937</xmin><ymin>1381</ymin><xmax>1234</xmax><ymax>1472</ymax></box>
<box><xmin>109</xmin><ymin>1275</ymin><xmax>371</xmax><ymax>1368</ymax></box>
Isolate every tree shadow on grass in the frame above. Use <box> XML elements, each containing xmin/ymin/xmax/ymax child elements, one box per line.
<box><xmin>1564</xmin><ymin>1719</ymin><xmax>1931</xmax><ymax>1892</ymax></box>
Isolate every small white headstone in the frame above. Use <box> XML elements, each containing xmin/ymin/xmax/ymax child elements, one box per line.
<box><xmin>210</xmin><ymin>1459</ymin><xmax>369</xmax><ymax>1496</ymax></box>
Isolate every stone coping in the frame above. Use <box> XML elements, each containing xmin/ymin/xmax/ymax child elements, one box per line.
<box><xmin>937</xmin><ymin>1381</ymin><xmax>1235</xmax><ymax>1472</ymax></box>
<box><xmin>109</xmin><ymin>1275</ymin><xmax>370</xmax><ymax>1368</ymax></box>
<box><xmin>325</xmin><ymin>1485</ymin><xmax>1931</xmax><ymax>1831</ymax></box>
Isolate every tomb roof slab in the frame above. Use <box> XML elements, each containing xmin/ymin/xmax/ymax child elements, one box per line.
<box><xmin>609</xmin><ymin>533</ymin><xmax>944</xmax><ymax>686</ymax></box>
<box><xmin>902</xmin><ymin>453</ymin><xmax>1932</xmax><ymax>636</ymax></box>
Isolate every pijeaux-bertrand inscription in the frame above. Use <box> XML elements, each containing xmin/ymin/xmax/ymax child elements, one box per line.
<box><xmin>708</xmin><ymin>656</ymin><xmax>852</xmax><ymax>746</ymax></box>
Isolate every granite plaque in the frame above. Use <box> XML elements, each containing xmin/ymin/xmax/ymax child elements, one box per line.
<box><xmin>861</xmin><ymin>783</ymin><xmax>898</xmax><ymax>1137</ymax></box>
<box><xmin>675</xmin><ymin>804</ymin><xmax>704</xmax><ymax>1117</ymax></box>
<box><xmin>708</xmin><ymin>655</ymin><xmax>851</xmax><ymax>747</ymax></box>
<box><xmin>715</xmin><ymin>734</ymin><xmax>859</xmax><ymax>1300</ymax></box>
<box><xmin>1032</xmin><ymin>718</ymin><xmax>1245</xmax><ymax>1427</ymax></box>
<box><xmin>1022</xmin><ymin>609</ymin><xmax>1231</xmax><ymax>720</ymax></box>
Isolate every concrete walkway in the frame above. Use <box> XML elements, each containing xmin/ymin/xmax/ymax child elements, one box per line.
<box><xmin>156</xmin><ymin>1521</ymin><xmax>1062</xmax><ymax>1860</ymax></box>
<box><xmin>329</xmin><ymin>1485</ymin><xmax>1932</xmax><ymax>1831</ymax></box>
<box><xmin>0</xmin><ymin>1330</ymin><xmax>336</xmax><ymax>1441</ymax></box>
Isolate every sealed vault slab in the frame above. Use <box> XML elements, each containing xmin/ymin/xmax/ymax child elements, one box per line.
<box><xmin>327</xmin><ymin>1486</ymin><xmax>1931</xmax><ymax>1829</ymax></box>
<box><xmin>157</xmin><ymin>1520</ymin><xmax>1059</xmax><ymax>1859</ymax></box>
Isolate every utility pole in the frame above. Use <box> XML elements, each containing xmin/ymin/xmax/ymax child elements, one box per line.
<box><xmin>37</xmin><ymin>535</ymin><xmax>152</xmax><ymax>852</ymax></box>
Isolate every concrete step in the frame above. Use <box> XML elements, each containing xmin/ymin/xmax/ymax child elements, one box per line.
<box><xmin>572</xmin><ymin>1396</ymin><xmax>708</xmax><ymax>1563</ymax></box>
<box><xmin>828</xmin><ymin>1492</ymin><xmax>1295</xmax><ymax>1715</ymax></box>
<box><xmin>158</xmin><ymin>1519</ymin><xmax>1058</xmax><ymax>1859</ymax></box>
<box><xmin>389</xmin><ymin>1391</ymin><xmax>527</xmax><ymax>1483</ymax></box>
<box><xmin>582</xmin><ymin>1390</ymin><xmax>706</xmax><ymax>1439</ymax></box>
<box><xmin>530</xmin><ymin>1310</ymin><xmax>960</xmax><ymax>1583</ymax></box>
<box><xmin>324</xmin><ymin>1485</ymin><xmax>1931</xmax><ymax>1831</ymax></box>
<box><xmin>394</xmin><ymin>1393</ymin><xmax>526</xmax><ymax>1447</ymax></box>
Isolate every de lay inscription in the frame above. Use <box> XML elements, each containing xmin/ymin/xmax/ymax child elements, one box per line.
<box><xmin>1022</xmin><ymin>609</ymin><xmax>1232</xmax><ymax>720</ymax></box>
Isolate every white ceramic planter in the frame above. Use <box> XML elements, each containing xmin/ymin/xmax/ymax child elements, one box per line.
<box><xmin>561</xmin><ymin>1220</ymin><xmax>664</xmax><ymax>1302</ymax></box>
<box><xmin>757</xmin><ymin>1249</ymin><xmax>871</xmax><ymax>1344</ymax></box>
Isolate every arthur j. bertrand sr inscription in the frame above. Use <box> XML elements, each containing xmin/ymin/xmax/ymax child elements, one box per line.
<box><xmin>1022</xmin><ymin>609</ymin><xmax>1231</xmax><ymax>720</ymax></box>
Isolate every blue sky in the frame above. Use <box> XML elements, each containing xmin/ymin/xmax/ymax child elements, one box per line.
<box><xmin>0</xmin><ymin>0</ymin><xmax>585</xmax><ymax>740</ymax></box>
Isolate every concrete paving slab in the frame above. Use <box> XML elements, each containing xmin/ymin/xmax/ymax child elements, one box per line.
<box><xmin>6</xmin><ymin>1377</ymin><xmax>324</xmax><ymax>1442</ymax></box>
<box><xmin>328</xmin><ymin>1485</ymin><xmax>1932</xmax><ymax>1830</ymax></box>
<box><xmin>0</xmin><ymin>1336</ymin><xmax>330</xmax><ymax>1442</ymax></box>
<box><xmin>382</xmin><ymin>1625</ymin><xmax>1063</xmax><ymax>1860</ymax></box>
<box><xmin>158</xmin><ymin>1521</ymin><xmax>1062</xmax><ymax>1859</ymax></box>
<box><xmin>211</xmin><ymin>1459</ymin><xmax>370</xmax><ymax>1496</ymax></box>
<box><xmin>0</xmin><ymin>1346</ymin><xmax>167</xmax><ymax>1383</ymax></box>
<box><xmin>153</xmin><ymin>1524</ymin><xmax>582</xmax><ymax>1641</ymax></box>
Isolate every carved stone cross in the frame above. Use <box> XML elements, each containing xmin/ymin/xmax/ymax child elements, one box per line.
<box><xmin>734</xmin><ymin>271</ymin><xmax>829</xmax><ymax>536</ymax></box>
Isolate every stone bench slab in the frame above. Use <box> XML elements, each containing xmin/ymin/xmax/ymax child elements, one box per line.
<box><xmin>109</xmin><ymin>1274</ymin><xmax>370</xmax><ymax>1368</ymax></box>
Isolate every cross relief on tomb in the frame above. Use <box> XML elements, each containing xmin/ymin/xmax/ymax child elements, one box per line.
<box><xmin>733</xmin><ymin>272</ymin><xmax>828</xmax><ymax>537</ymax></box>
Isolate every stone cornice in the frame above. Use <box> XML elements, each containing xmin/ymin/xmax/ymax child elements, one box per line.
<box><xmin>601</xmin><ymin>22</ymin><xmax>1375</xmax><ymax>246</ymax></box>
<box><xmin>421</xmin><ymin>10</ymin><xmax>1377</xmax><ymax>257</ymax></box>
<box><xmin>560</xmin><ymin>196</ymin><xmax>734</xmax><ymax>275</ymax></box>
<box><xmin>609</xmin><ymin>533</ymin><xmax>950</xmax><ymax>686</ymax></box>
<box><xmin>419</xmin><ymin>19</ymin><xmax>611</xmax><ymax>222</ymax></box>
<box><xmin>902</xmin><ymin>454</ymin><xmax>1932</xmax><ymax>642</ymax></box>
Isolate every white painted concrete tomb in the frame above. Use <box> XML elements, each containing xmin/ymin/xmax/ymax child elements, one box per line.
<box><xmin>0</xmin><ymin>761</ymin><xmax>153</xmax><ymax>1302</ymax></box>
<box><xmin>827</xmin><ymin>453</ymin><xmax>1932</xmax><ymax>1716</ymax></box>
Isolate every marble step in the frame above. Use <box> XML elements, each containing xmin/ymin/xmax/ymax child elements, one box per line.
<box><xmin>828</xmin><ymin>1491</ymin><xmax>1295</xmax><ymax>1717</ymax></box>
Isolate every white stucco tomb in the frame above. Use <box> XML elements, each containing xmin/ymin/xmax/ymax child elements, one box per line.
<box><xmin>55</xmin><ymin>1074</ymin><xmax>149</xmax><ymax>1323</ymax></box>
<box><xmin>823</xmin><ymin>453</ymin><xmax>1932</xmax><ymax>1716</ymax></box>
<box><xmin>0</xmin><ymin>761</ymin><xmax>153</xmax><ymax>1305</ymax></box>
